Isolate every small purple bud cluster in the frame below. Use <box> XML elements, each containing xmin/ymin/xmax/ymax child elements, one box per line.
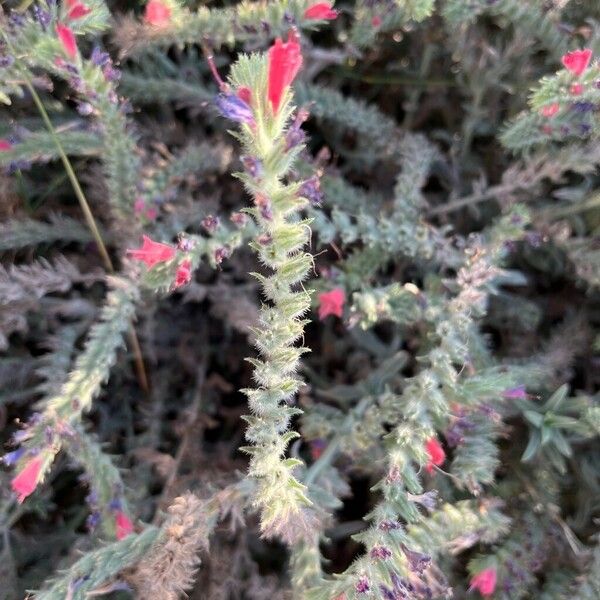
<box><xmin>241</xmin><ymin>155</ymin><xmax>262</xmax><ymax>179</ymax></box>
<box><xmin>370</xmin><ymin>545</ymin><xmax>392</xmax><ymax>560</ymax></box>
<box><xmin>214</xmin><ymin>245</ymin><xmax>231</xmax><ymax>265</ymax></box>
<box><xmin>230</xmin><ymin>211</ymin><xmax>249</xmax><ymax>228</ymax></box>
<box><xmin>285</xmin><ymin>107</ymin><xmax>309</xmax><ymax>150</ymax></box>
<box><xmin>255</xmin><ymin>193</ymin><xmax>273</xmax><ymax>220</ymax></box>
<box><xmin>400</xmin><ymin>544</ymin><xmax>431</xmax><ymax>574</ymax></box>
<box><xmin>406</xmin><ymin>490</ymin><xmax>438</xmax><ymax>511</ymax></box>
<box><xmin>216</xmin><ymin>94</ymin><xmax>254</xmax><ymax>125</ymax></box>
<box><xmin>445</xmin><ymin>414</ymin><xmax>475</xmax><ymax>447</ymax></box>
<box><xmin>356</xmin><ymin>575</ymin><xmax>370</xmax><ymax>594</ymax></box>
<box><xmin>299</xmin><ymin>174</ymin><xmax>323</xmax><ymax>206</ymax></box>
<box><xmin>202</xmin><ymin>214</ymin><xmax>220</xmax><ymax>234</ymax></box>
<box><xmin>33</xmin><ymin>5</ymin><xmax>51</xmax><ymax>30</ymax></box>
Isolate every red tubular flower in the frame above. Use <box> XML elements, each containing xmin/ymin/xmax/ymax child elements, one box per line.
<box><xmin>425</xmin><ymin>437</ymin><xmax>445</xmax><ymax>473</ymax></box>
<box><xmin>127</xmin><ymin>235</ymin><xmax>176</xmax><ymax>268</ymax></box>
<box><xmin>115</xmin><ymin>511</ymin><xmax>134</xmax><ymax>540</ymax></box>
<box><xmin>0</xmin><ymin>140</ymin><xmax>12</xmax><ymax>151</ymax></box>
<box><xmin>267</xmin><ymin>31</ymin><xmax>303</xmax><ymax>114</ymax></box>
<box><xmin>56</xmin><ymin>24</ymin><xmax>78</xmax><ymax>60</ymax></box>
<box><xmin>540</xmin><ymin>103</ymin><xmax>560</xmax><ymax>118</ymax></box>
<box><xmin>144</xmin><ymin>0</ymin><xmax>171</xmax><ymax>26</ymax></box>
<box><xmin>237</xmin><ymin>86</ymin><xmax>252</xmax><ymax>105</ymax></box>
<box><xmin>304</xmin><ymin>2</ymin><xmax>338</xmax><ymax>20</ymax></box>
<box><xmin>470</xmin><ymin>568</ymin><xmax>497</xmax><ymax>597</ymax></box>
<box><xmin>318</xmin><ymin>288</ymin><xmax>345</xmax><ymax>320</ymax></box>
<box><xmin>174</xmin><ymin>259</ymin><xmax>192</xmax><ymax>288</ymax></box>
<box><xmin>561</xmin><ymin>49</ymin><xmax>592</xmax><ymax>76</ymax></box>
<box><xmin>67</xmin><ymin>0</ymin><xmax>91</xmax><ymax>20</ymax></box>
<box><xmin>11</xmin><ymin>457</ymin><xmax>43</xmax><ymax>503</ymax></box>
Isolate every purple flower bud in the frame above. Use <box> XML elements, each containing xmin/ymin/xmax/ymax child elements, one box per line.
<box><xmin>85</xmin><ymin>489</ymin><xmax>99</xmax><ymax>506</ymax></box>
<box><xmin>370</xmin><ymin>545</ymin><xmax>392</xmax><ymax>560</ymax></box>
<box><xmin>257</xmin><ymin>233</ymin><xmax>273</xmax><ymax>246</ymax></box>
<box><xmin>230</xmin><ymin>211</ymin><xmax>249</xmax><ymax>228</ymax></box>
<box><xmin>0</xmin><ymin>55</ymin><xmax>14</xmax><ymax>68</ymax></box>
<box><xmin>86</xmin><ymin>511</ymin><xmax>101</xmax><ymax>531</ymax></box>
<box><xmin>202</xmin><ymin>215</ymin><xmax>220</xmax><ymax>234</ymax></box>
<box><xmin>91</xmin><ymin>47</ymin><xmax>111</xmax><ymax>67</ymax></box>
<box><xmin>2</xmin><ymin>448</ymin><xmax>26</xmax><ymax>466</ymax></box>
<box><xmin>299</xmin><ymin>175</ymin><xmax>323</xmax><ymax>206</ymax></box>
<box><xmin>241</xmin><ymin>155</ymin><xmax>262</xmax><ymax>178</ymax></box>
<box><xmin>216</xmin><ymin>94</ymin><xmax>254</xmax><ymax>124</ymax></box>
<box><xmin>356</xmin><ymin>575</ymin><xmax>370</xmax><ymax>593</ymax></box>
<box><xmin>400</xmin><ymin>544</ymin><xmax>431</xmax><ymax>574</ymax></box>
<box><xmin>379</xmin><ymin>519</ymin><xmax>401</xmax><ymax>531</ymax></box>
<box><xmin>214</xmin><ymin>245</ymin><xmax>230</xmax><ymax>265</ymax></box>
<box><xmin>571</xmin><ymin>101</ymin><xmax>596</xmax><ymax>113</ymax></box>
<box><xmin>9</xmin><ymin>13</ymin><xmax>26</xmax><ymax>28</ymax></box>
<box><xmin>407</xmin><ymin>490</ymin><xmax>438</xmax><ymax>511</ymax></box>
<box><xmin>177</xmin><ymin>237</ymin><xmax>195</xmax><ymax>252</ymax></box>
<box><xmin>109</xmin><ymin>498</ymin><xmax>122</xmax><ymax>511</ymax></box>
<box><xmin>33</xmin><ymin>6</ymin><xmax>51</xmax><ymax>30</ymax></box>
<box><xmin>502</xmin><ymin>385</ymin><xmax>527</xmax><ymax>399</ymax></box>
<box><xmin>103</xmin><ymin>66</ymin><xmax>121</xmax><ymax>83</ymax></box>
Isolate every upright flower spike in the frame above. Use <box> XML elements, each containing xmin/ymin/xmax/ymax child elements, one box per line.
<box><xmin>424</xmin><ymin>437</ymin><xmax>445</xmax><ymax>473</ymax></box>
<box><xmin>304</xmin><ymin>2</ymin><xmax>339</xmax><ymax>20</ymax></box>
<box><xmin>127</xmin><ymin>235</ymin><xmax>176</xmax><ymax>268</ymax></box>
<box><xmin>56</xmin><ymin>23</ymin><xmax>78</xmax><ymax>60</ymax></box>
<box><xmin>144</xmin><ymin>0</ymin><xmax>172</xmax><ymax>26</ymax></box>
<box><xmin>11</xmin><ymin>456</ymin><xmax>43</xmax><ymax>503</ymax></box>
<box><xmin>115</xmin><ymin>511</ymin><xmax>134</xmax><ymax>540</ymax></box>
<box><xmin>226</xmin><ymin>47</ymin><xmax>316</xmax><ymax>542</ymax></box>
<box><xmin>470</xmin><ymin>568</ymin><xmax>497</xmax><ymax>597</ymax></box>
<box><xmin>318</xmin><ymin>288</ymin><xmax>345</xmax><ymax>320</ymax></box>
<box><xmin>561</xmin><ymin>49</ymin><xmax>592</xmax><ymax>77</ymax></box>
<box><xmin>267</xmin><ymin>30</ymin><xmax>303</xmax><ymax>114</ymax></box>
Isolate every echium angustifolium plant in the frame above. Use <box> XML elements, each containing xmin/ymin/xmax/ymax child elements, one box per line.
<box><xmin>0</xmin><ymin>0</ymin><xmax>599</xmax><ymax>599</ymax></box>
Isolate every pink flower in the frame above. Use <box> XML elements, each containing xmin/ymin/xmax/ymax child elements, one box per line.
<box><xmin>371</xmin><ymin>16</ymin><xmax>382</xmax><ymax>27</ymax></box>
<box><xmin>318</xmin><ymin>288</ymin><xmax>345</xmax><ymax>320</ymax></box>
<box><xmin>115</xmin><ymin>511</ymin><xmax>134</xmax><ymax>540</ymax></box>
<box><xmin>11</xmin><ymin>457</ymin><xmax>43</xmax><ymax>503</ymax></box>
<box><xmin>502</xmin><ymin>385</ymin><xmax>528</xmax><ymax>400</ymax></box>
<box><xmin>133</xmin><ymin>198</ymin><xmax>146</xmax><ymax>215</ymax></box>
<box><xmin>540</xmin><ymin>103</ymin><xmax>560</xmax><ymax>118</ymax></box>
<box><xmin>425</xmin><ymin>437</ymin><xmax>445</xmax><ymax>474</ymax></box>
<box><xmin>56</xmin><ymin>24</ymin><xmax>78</xmax><ymax>60</ymax></box>
<box><xmin>570</xmin><ymin>82</ymin><xmax>584</xmax><ymax>96</ymax></box>
<box><xmin>562</xmin><ymin>49</ymin><xmax>592</xmax><ymax>77</ymax></box>
<box><xmin>144</xmin><ymin>0</ymin><xmax>171</xmax><ymax>26</ymax></box>
<box><xmin>470</xmin><ymin>568</ymin><xmax>497</xmax><ymax>597</ymax></box>
<box><xmin>0</xmin><ymin>140</ymin><xmax>12</xmax><ymax>151</ymax></box>
<box><xmin>174</xmin><ymin>259</ymin><xmax>192</xmax><ymax>288</ymax></box>
<box><xmin>127</xmin><ymin>235</ymin><xmax>176</xmax><ymax>268</ymax></box>
<box><xmin>145</xmin><ymin>207</ymin><xmax>158</xmax><ymax>221</ymax></box>
<box><xmin>237</xmin><ymin>86</ymin><xmax>252</xmax><ymax>105</ymax></box>
<box><xmin>304</xmin><ymin>2</ymin><xmax>338</xmax><ymax>20</ymax></box>
<box><xmin>67</xmin><ymin>0</ymin><xmax>91</xmax><ymax>20</ymax></box>
<box><xmin>267</xmin><ymin>30</ymin><xmax>303</xmax><ymax>114</ymax></box>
